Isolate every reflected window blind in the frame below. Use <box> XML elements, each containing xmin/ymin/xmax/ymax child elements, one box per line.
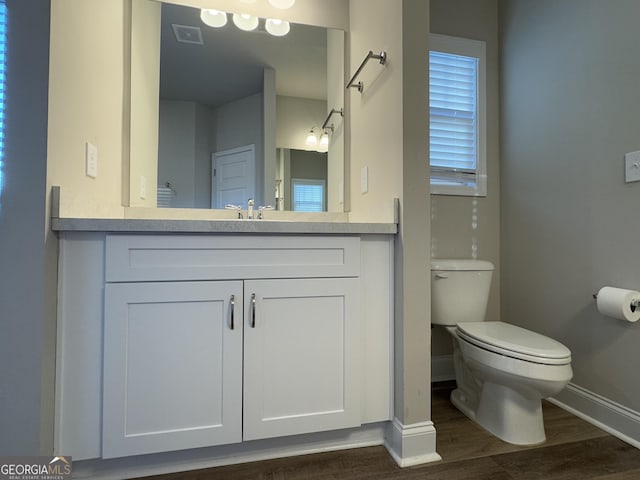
<box><xmin>292</xmin><ymin>180</ymin><xmax>324</xmax><ymax>212</ymax></box>
<box><xmin>429</xmin><ymin>51</ymin><xmax>478</xmax><ymax>178</ymax></box>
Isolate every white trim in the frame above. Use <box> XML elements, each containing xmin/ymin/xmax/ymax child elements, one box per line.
<box><xmin>431</xmin><ymin>354</ymin><xmax>455</xmax><ymax>383</ymax></box>
<box><xmin>71</xmin><ymin>424</ymin><xmax>388</xmax><ymax>480</ymax></box>
<box><xmin>549</xmin><ymin>383</ymin><xmax>640</xmax><ymax>449</ymax></box>
<box><xmin>384</xmin><ymin>418</ymin><xmax>441</xmax><ymax>467</ymax></box>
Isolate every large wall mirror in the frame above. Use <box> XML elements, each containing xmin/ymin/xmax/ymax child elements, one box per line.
<box><xmin>129</xmin><ymin>0</ymin><xmax>345</xmax><ymax>212</ymax></box>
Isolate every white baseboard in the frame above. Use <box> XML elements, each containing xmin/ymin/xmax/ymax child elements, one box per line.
<box><xmin>384</xmin><ymin>418</ymin><xmax>441</xmax><ymax>467</ymax></box>
<box><xmin>549</xmin><ymin>382</ymin><xmax>640</xmax><ymax>449</ymax></box>
<box><xmin>431</xmin><ymin>354</ymin><xmax>455</xmax><ymax>383</ymax></box>
<box><xmin>71</xmin><ymin>424</ymin><xmax>387</xmax><ymax>480</ymax></box>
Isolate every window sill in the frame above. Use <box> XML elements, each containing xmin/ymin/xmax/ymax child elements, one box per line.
<box><xmin>430</xmin><ymin>177</ymin><xmax>487</xmax><ymax>197</ymax></box>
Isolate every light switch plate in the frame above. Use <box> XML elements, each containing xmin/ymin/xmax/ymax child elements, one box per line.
<box><xmin>360</xmin><ymin>165</ymin><xmax>368</xmax><ymax>194</ymax></box>
<box><xmin>625</xmin><ymin>151</ymin><xmax>640</xmax><ymax>183</ymax></box>
<box><xmin>85</xmin><ymin>142</ymin><xmax>98</xmax><ymax>178</ymax></box>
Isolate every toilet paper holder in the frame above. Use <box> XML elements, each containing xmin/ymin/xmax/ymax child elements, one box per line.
<box><xmin>592</xmin><ymin>292</ymin><xmax>640</xmax><ymax>309</ymax></box>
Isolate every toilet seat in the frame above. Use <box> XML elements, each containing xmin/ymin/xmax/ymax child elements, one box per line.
<box><xmin>456</xmin><ymin>321</ymin><xmax>571</xmax><ymax>365</ymax></box>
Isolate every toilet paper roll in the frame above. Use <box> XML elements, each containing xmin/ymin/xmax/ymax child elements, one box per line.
<box><xmin>596</xmin><ymin>286</ymin><xmax>640</xmax><ymax>322</ymax></box>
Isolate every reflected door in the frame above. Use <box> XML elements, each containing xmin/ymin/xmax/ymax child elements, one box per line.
<box><xmin>212</xmin><ymin>144</ymin><xmax>255</xmax><ymax>208</ymax></box>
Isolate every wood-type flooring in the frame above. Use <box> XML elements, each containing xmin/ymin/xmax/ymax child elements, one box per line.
<box><xmin>137</xmin><ymin>382</ymin><xmax>640</xmax><ymax>479</ymax></box>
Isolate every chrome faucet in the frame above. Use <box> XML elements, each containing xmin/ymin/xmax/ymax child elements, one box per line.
<box><xmin>257</xmin><ymin>205</ymin><xmax>274</xmax><ymax>220</ymax></box>
<box><xmin>224</xmin><ymin>204</ymin><xmax>243</xmax><ymax>219</ymax></box>
<box><xmin>225</xmin><ymin>199</ymin><xmax>270</xmax><ymax>219</ymax></box>
<box><xmin>247</xmin><ymin>198</ymin><xmax>254</xmax><ymax>219</ymax></box>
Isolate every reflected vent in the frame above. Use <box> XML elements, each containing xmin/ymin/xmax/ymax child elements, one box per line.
<box><xmin>171</xmin><ymin>24</ymin><xmax>204</xmax><ymax>45</ymax></box>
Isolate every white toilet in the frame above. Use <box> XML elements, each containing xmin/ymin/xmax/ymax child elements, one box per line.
<box><xmin>431</xmin><ymin>259</ymin><xmax>572</xmax><ymax>445</ymax></box>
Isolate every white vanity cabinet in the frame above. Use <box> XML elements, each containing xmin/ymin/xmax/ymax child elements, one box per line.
<box><xmin>55</xmin><ymin>231</ymin><xmax>393</xmax><ymax>464</ymax></box>
<box><xmin>242</xmin><ymin>277</ymin><xmax>360</xmax><ymax>442</ymax></box>
<box><xmin>102</xmin><ymin>280</ymin><xmax>244</xmax><ymax>458</ymax></box>
<box><xmin>100</xmin><ymin>234</ymin><xmax>362</xmax><ymax>458</ymax></box>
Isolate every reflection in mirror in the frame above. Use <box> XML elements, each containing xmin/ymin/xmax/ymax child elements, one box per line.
<box><xmin>276</xmin><ymin>148</ymin><xmax>327</xmax><ymax>211</ymax></box>
<box><xmin>130</xmin><ymin>0</ymin><xmax>344</xmax><ymax>212</ymax></box>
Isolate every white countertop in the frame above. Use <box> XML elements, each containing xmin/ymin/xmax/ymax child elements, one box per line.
<box><xmin>51</xmin><ymin>217</ymin><xmax>397</xmax><ymax>235</ymax></box>
<box><xmin>49</xmin><ymin>187</ymin><xmax>398</xmax><ymax>235</ymax></box>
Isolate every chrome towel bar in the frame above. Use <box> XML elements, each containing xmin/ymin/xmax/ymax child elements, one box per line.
<box><xmin>346</xmin><ymin>50</ymin><xmax>387</xmax><ymax>93</ymax></box>
<box><xmin>321</xmin><ymin>108</ymin><xmax>344</xmax><ymax>132</ymax></box>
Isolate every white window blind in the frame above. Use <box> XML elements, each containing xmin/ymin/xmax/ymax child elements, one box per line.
<box><xmin>429</xmin><ymin>34</ymin><xmax>486</xmax><ymax>196</ymax></box>
<box><xmin>430</xmin><ymin>51</ymin><xmax>477</xmax><ymax>173</ymax></box>
<box><xmin>0</xmin><ymin>1</ymin><xmax>6</xmax><ymax>210</ymax></box>
<box><xmin>292</xmin><ymin>179</ymin><xmax>325</xmax><ymax>212</ymax></box>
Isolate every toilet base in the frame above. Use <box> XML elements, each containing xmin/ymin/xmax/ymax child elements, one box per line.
<box><xmin>452</xmin><ymin>382</ymin><xmax>546</xmax><ymax>446</ymax></box>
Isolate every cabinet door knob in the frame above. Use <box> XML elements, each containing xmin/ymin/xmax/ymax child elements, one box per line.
<box><xmin>230</xmin><ymin>294</ymin><xmax>235</xmax><ymax>330</ymax></box>
<box><xmin>251</xmin><ymin>293</ymin><xmax>256</xmax><ymax>328</ymax></box>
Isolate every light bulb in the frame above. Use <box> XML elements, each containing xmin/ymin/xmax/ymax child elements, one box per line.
<box><xmin>268</xmin><ymin>0</ymin><xmax>296</xmax><ymax>9</ymax></box>
<box><xmin>232</xmin><ymin>13</ymin><xmax>259</xmax><ymax>31</ymax></box>
<box><xmin>200</xmin><ymin>9</ymin><xmax>227</xmax><ymax>28</ymax></box>
<box><xmin>320</xmin><ymin>132</ymin><xmax>329</xmax><ymax>147</ymax></box>
<box><xmin>305</xmin><ymin>130</ymin><xmax>318</xmax><ymax>146</ymax></box>
<box><xmin>265</xmin><ymin>19</ymin><xmax>290</xmax><ymax>36</ymax></box>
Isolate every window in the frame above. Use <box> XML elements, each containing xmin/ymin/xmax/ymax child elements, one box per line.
<box><xmin>292</xmin><ymin>179</ymin><xmax>325</xmax><ymax>212</ymax></box>
<box><xmin>429</xmin><ymin>34</ymin><xmax>486</xmax><ymax>196</ymax></box>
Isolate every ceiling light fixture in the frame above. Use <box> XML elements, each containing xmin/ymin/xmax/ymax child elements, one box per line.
<box><xmin>265</xmin><ymin>18</ymin><xmax>290</xmax><ymax>36</ymax></box>
<box><xmin>200</xmin><ymin>9</ymin><xmax>227</xmax><ymax>28</ymax></box>
<box><xmin>232</xmin><ymin>13</ymin><xmax>259</xmax><ymax>31</ymax></box>
<box><xmin>268</xmin><ymin>0</ymin><xmax>296</xmax><ymax>9</ymax></box>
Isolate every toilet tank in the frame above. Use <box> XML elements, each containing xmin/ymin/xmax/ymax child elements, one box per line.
<box><xmin>431</xmin><ymin>259</ymin><xmax>494</xmax><ymax>326</ymax></box>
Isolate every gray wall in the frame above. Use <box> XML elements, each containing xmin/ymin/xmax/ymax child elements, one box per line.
<box><xmin>290</xmin><ymin>150</ymin><xmax>327</xmax><ymax>182</ymax></box>
<box><xmin>350</xmin><ymin>0</ymin><xmax>431</xmax><ymax>430</ymax></box>
<box><xmin>0</xmin><ymin>0</ymin><xmax>54</xmax><ymax>454</ymax></box>
<box><xmin>500</xmin><ymin>0</ymin><xmax>640</xmax><ymax>411</ymax></box>
<box><xmin>215</xmin><ymin>92</ymin><xmax>264</xmax><ymax>204</ymax></box>
<box><xmin>158</xmin><ymin>100</ymin><xmax>198</xmax><ymax>208</ymax></box>
<box><xmin>158</xmin><ymin>100</ymin><xmax>213</xmax><ymax>208</ymax></box>
<box><xmin>429</xmin><ymin>0</ymin><xmax>501</xmax><ymax>358</ymax></box>
<box><xmin>194</xmin><ymin>103</ymin><xmax>212</xmax><ymax>208</ymax></box>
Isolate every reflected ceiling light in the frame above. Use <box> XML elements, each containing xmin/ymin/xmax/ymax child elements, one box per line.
<box><xmin>265</xmin><ymin>18</ymin><xmax>290</xmax><ymax>36</ymax></box>
<box><xmin>268</xmin><ymin>0</ymin><xmax>296</xmax><ymax>9</ymax></box>
<box><xmin>200</xmin><ymin>9</ymin><xmax>227</xmax><ymax>28</ymax></box>
<box><xmin>232</xmin><ymin>13</ymin><xmax>259</xmax><ymax>31</ymax></box>
<box><xmin>305</xmin><ymin>129</ymin><xmax>318</xmax><ymax>147</ymax></box>
<box><xmin>319</xmin><ymin>131</ymin><xmax>329</xmax><ymax>147</ymax></box>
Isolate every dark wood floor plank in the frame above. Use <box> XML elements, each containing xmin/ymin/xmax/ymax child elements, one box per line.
<box><xmin>432</xmin><ymin>382</ymin><xmax>609</xmax><ymax>463</ymax></box>
<box><xmin>435</xmin><ymin>415</ymin><xmax>526</xmax><ymax>461</ymax></box>
<box><xmin>141</xmin><ymin>447</ymin><xmax>401</xmax><ymax>480</ymax></box>
<box><xmin>403</xmin><ymin>456</ymin><xmax>514</xmax><ymax>480</ymax></box>
<box><xmin>133</xmin><ymin>383</ymin><xmax>638</xmax><ymax>480</ymax></box>
<box><xmin>542</xmin><ymin>401</ymin><xmax>609</xmax><ymax>445</ymax></box>
<box><xmin>590</xmin><ymin>468</ymin><xmax>640</xmax><ymax>480</ymax></box>
<box><xmin>492</xmin><ymin>436</ymin><xmax>640</xmax><ymax>480</ymax></box>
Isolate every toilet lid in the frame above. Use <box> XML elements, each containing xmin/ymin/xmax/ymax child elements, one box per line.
<box><xmin>456</xmin><ymin>321</ymin><xmax>571</xmax><ymax>365</ymax></box>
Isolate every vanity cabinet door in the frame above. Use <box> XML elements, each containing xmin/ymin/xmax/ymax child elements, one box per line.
<box><xmin>102</xmin><ymin>281</ymin><xmax>243</xmax><ymax>458</ymax></box>
<box><xmin>242</xmin><ymin>278</ymin><xmax>361</xmax><ymax>441</ymax></box>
